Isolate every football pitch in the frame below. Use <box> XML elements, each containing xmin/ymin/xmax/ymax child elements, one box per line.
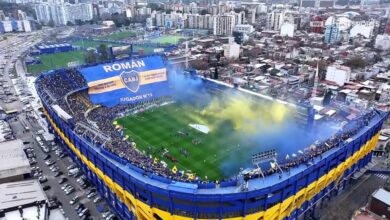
<box><xmin>150</xmin><ymin>35</ymin><xmax>186</xmax><ymax>44</ymax></box>
<box><xmin>117</xmin><ymin>103</ymin><xmax>251</xmax><ymax>181</ymax></box>
<box><xmin>99</xmin><ymin>31</ymin><xmax>140</xmax><ymax>40</ymax></box>
<box><xmin>27</xmin><ymin>51</ymin><xmax>85</xmax><ymax>74</ymax></box>
<box><xmin>71</xmin><ymin>40</ymin><xmax>122</xmax><ymax>48</ymax></box>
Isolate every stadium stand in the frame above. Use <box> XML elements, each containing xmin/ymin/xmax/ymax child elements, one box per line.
<box><xmin>36</xmin><ymin>64</ymin><xmax>388</xmax><ymax>220</ymax></box>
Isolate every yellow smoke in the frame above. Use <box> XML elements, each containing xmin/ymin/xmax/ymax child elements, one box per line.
<box><xmin>200</xmin><ymin>95</ymin><xmax>290</xmax><ymax>134</ymax></box>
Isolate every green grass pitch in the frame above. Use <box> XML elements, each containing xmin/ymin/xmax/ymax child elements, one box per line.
<box><xmin>150</xmin><ymin>35</ymin><xmax>186</xmax><ymax>44</ymax></box>
<box><xmin>71</xmin><ymin>40</ymin><xmax>122</xmax><ymax>48</ymax></box>
<box><xmin>27</xmin><ymin>51</ymin><xmax>85</xmax><ymax>74</ymax></box>
<box><xmin>116</xmin><ymin>103</ymin><xmax>250</xmax><ymax>181</ymax></box>
<box><xmin>99</xmin><ymin>31</ymin><xmax>140</xmax><ymax>40</ymax></box>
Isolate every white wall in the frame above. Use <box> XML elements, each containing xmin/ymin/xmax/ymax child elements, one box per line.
<box><xmin>280</xmin><ymin>22</ymin><xmax>294</xmax><ymax>37</ymax></box>
<box><xmin>23</xmin><ymin>20</ymin><xmax>31</xmax><ymax>32</ymax></box>
<box><xmin>375</xmin><ymin>35</ymin><xmax>390</xmax><ymax>51</ymax></box>
<box><xmin>224</xmin><ymin>43</ymin><xmax>240</xmax><ymax>59</ymax></box>
<box><xmin>2</xmin><ymin>21</ymin><xmax>12</xmax><ymax>32</ymax></box>
<box><xmin>349</xmin><ymin>24</ymin><xmax>374</xmax><ymax>38</ymax></box>
<box><xmin>326</xmin><ymin>65</ymin><xmax>351</xmax><ymax>86</ymax></box>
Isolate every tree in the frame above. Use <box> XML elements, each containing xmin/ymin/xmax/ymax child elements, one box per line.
<box><xmin>0</xmin><ymin>1</ymin><xmax>36</xmax><ymax>19</ymax></box>
<box><xmin>84</xmin><ymin>50</ymin><xmax>98</xmax><ymax>64</ymax></box>
<box><xmin>190</xmin><ymin>60</ymin><xmax>209</xmax><ymax>70</ymax></box>
<box><xmin>47</xmin><ymin>20</ymin><xmax>55</xmax><ymax>27</ymax></box>
<box><xmin>200</xmin><ymin>9</ymin><xmax>208</xmax><ymax>15</ymax></box>
<box><xmin>75</xmin><ymin>19</ymin><xmax>85</xmax><ymax>26</ymax></box>
<box><xmin>309</xmin><ymin>59</ymin><xmax>328</xmax><ymax>80</ymax></box>
<box><xmin>269</xmin><ymin>68</ymin><xmax>280</xmax><ymax>76</ymax></box>
<box><xmin>213</xmin><ymin>67</ymin><xmax>219</xmax><ymax>79</ymax></box>
<box><xmin>149</xmin><ymin>3</ymin><xmax>162</xmax><ymax>11</ymax></box>
<box><xmin>97</xmin><ymin>44</ymin><xmax>110</xmax><ymax>62</ymax></box>
<box><xmin>345</xmin><ymin>55</ymin><xmax>367</xmax><ymax>69</ymax></box>
<box><xmin>246</xmin><ymin>47</ymin><xmax>261</xmax><ymax>58</ymax></box>
<box><xmin>111</xmin><ymin>13</ymin><xmax>126</xmax><ymax>27</ymax></box>
<box><xmin>124</xmin><ymin>18</ymin><xmax>131</xmax><ymax>26</ymax></box>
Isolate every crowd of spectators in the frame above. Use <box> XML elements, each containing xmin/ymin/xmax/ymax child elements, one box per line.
<box><xmin>36</xmin><ymin>69</ymin><xmax>380</xmax><ymax>185</ymax></box>
<box><xmin>244</xmin><ymin>110</ymin><xmax>378</xmax><ymax>180</ymax></box>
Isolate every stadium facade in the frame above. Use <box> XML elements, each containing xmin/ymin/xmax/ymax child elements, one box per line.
<box><xmin>36</xmin><ymin>65</ymin><xmax>388</xmax><ymax>220</ymax></box>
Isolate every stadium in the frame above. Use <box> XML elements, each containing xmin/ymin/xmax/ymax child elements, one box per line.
<box><xmin>35</xmin><ymin>55</ymin><xmax>388</xmax><ymax>220</ymax></box>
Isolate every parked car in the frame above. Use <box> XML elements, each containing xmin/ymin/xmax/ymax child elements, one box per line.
<box><xmin>65</xmin><ymin>187</ymin><xmax>75</xmax><ymax>195</ymax></box>
<box><xmin>54</xmin><ymin>171</ymin><xmax>63</xmax><ymax>177</ymax></box>
<box><xmin>33</xmin><ymin>171</ymin><xmax>42</xmax><ymax>177</ymax></box>
<box><xmin>78</xmin><ymin>208</ymin><xmax>89</xmax><ymax>217</ymax></box>
<box><xmin>68</xmin><ymin>168</ymin><xmax>80</xmax><ymax>177</ymax></box>
<box><xmin>38</xmin><ymin>176</ymin><xmax>47</xmax><ymax>183</ymax></box>
<box><xmin>63</xmin><ymin>185</ymin><xmax>73</xmax><ymax>192</ymax></box>
<box><xmin>42</xmin><ymin>146</ymin><xmax>50</xmax><ymax>153</ymax></box>
<box><xmin>42</xmin><ymin>185</ymin><xmax>51</xmax><ymax>191</ymax></box>
<box><xmin>61</xmin><ymin>184</ymin><xmax>71</xmax><ymax>190</ymax></box>
<box><xmin>87</xmin><ymin>191</ymin><xmax>97</xmax><ymax>198</ymax></box>
<box><xmin>75</xmin><ymin>203</ymin><xmax>84</xmax><ymax>212</ymax></box>
<box><xmin>81</xmin><ymin>181</ymin><xmax>90</xmax><ymax>189</ymax></box>
<box><xmin>58</xmin><ymin>177</ymin><xmax>67</xmax><ymax>184</ymax></box>
<box><xmin>43</xmin><ymin>154</ymin><xmax>51</xmax><ymax>160</ymax></box>
<box><xmin>93</xmin><ymin>196</ymin><xmax>102</xmax><ymax>204</ymax></box>
<box><xmin>45</xmin><ymin>159</ymin><xmax>55</xmax><ymax>166</ymax></box>
<box><xmin>69</xmin><ymin>195</ymin><xmax>80</xmax><ymax>205</ymax></box>
<box><xmin>51</xmin><ymin>166</ymin><xmax>60</xmax><ymax>172</ymax></box>
<box><xmin>31</xmin><ymin>166</ymin><xmax>40</xmax><ymax>172</ymax></box>
<box><xmin>66</xmin><ymin>164</ymin><xmax>77</xmax><ymax>170</ymax></box>
<box><xmin>86</xmin><ymin>188</ymin><xmax>96</xmax><ymax>195</ymax></box>
<box><xmin>102</xmin><ymin>211</ymin><xmax>112</xmax><ymax>218</ymax></box>
<box><xmin>106</xmin><ymin>213</ymin><xmax>116</xmax><ymax>220</ymax></box>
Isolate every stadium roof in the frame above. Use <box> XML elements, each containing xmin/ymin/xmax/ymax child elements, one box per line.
<box><xmin>37</xmin><ymin>43</ymin><xmax>71</xmax><ymax>49</ymax></box>
<box><xmin>0</xmin><ymin>139</ymin><xmax>30</xmax><ymax>179</ymax></box>
<box><xmin>0</xmin><ymin>180</ymin><xmax>47</xmax><ymax>210</ymax></box>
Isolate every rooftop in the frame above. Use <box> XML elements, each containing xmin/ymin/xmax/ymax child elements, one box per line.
<box><xmin>0</xmin><ymin>139</ymin><xmax>30</xmax><ymax>179</ymax></box>
<box><xmin>372</xmin><ymin>188</ymin><xmax>390</xmax><ymax>206</ymax></box>
<box><xmin>0</xmin><ymin>180</ymin><xmax>47</xmax><ymax>211</ymax></box>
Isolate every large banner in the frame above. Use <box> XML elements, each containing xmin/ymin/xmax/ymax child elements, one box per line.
<box><xmin>80</xmin><ymin>56</ymin><xmax>169</xmax><ymax>107</ymax></box>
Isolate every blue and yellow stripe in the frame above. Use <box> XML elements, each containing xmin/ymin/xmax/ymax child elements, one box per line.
<box><xmin>44</xmin><ymin>107</ymin><xmax>381</xmax><ymax>220</ymax></box>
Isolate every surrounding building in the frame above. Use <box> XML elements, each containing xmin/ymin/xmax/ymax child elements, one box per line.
<box><xmin>367</xmin><ymin>188</ymin><xmax>390</xmax><ymax>219</ymax></box>
<box><xmin>223</xmin><ymin>37</ymin><xmax>240</xmax><ymax>59</ymax></box>
<box><xmin>326</xmin><ymin>65</ymin><xmax>351</xmax><ymax>86</ymax></box>
<box><xmin>34</xmin><ymin>3</ymin><xmax>93</xmax><ymax>26</ymax></box>
<box><xmin>65</xmin><ymin>3</ymin><xmax>93</xmax><ymax>24</ymax></box>
<box><xmin>350</xmin><ymin>23</ymin><xmax>375</xmax><ymax>39</ymax></box>
<box><xmin>186</xmin><ymin>14</ymin><xmax>214</xmax><ymax>30</ymax></box>
<box><xmin>324</xmin><ymin>24</ymin><xmax>341</xmax><ymax>44</ymax></box>
<box><xmin>0</xmin><ymin>9</ymin><xmax>32</xmax><ymax>33</ymax></box>
<box><xmin>0</xmin><ymin>139</ymin><xmax>31</xmax><ymax>184</ymax></box>
<box><xmin>213</xmin><ymin>14</ymin><xmax>236</xmax><ymax>36</ymax></box>
<box><xmin>280</xmin><ymin>22</ymin><xmax>295</xmax><ymax>37</ymax></box>
<box><xmin>0</xmin><ymin>180</ymin><xmax>48</xmax><ymax>220</ymax></box>
<box><xmin>233</xmin><ymin>24</ymin><xmax>254</xmax><ymax>35</ymax></box>
<box><xmin>266</xmin><ymin>10</ymin><xmax>285</xmax><ymax>31</ymax></box>
<box><xmin>375</xmin><ymin>34</ymin><xmax>390</xmax><ymax>51</ymax></box>
<box><xmin>310</xmin><ymin>16</ymin><xmax>325</xmax><ymax>33</ymax></box>
<box><xmin>325</xmin><ymin>16</ymin><xmax>352</xmax><ymax>31</ymax></box>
